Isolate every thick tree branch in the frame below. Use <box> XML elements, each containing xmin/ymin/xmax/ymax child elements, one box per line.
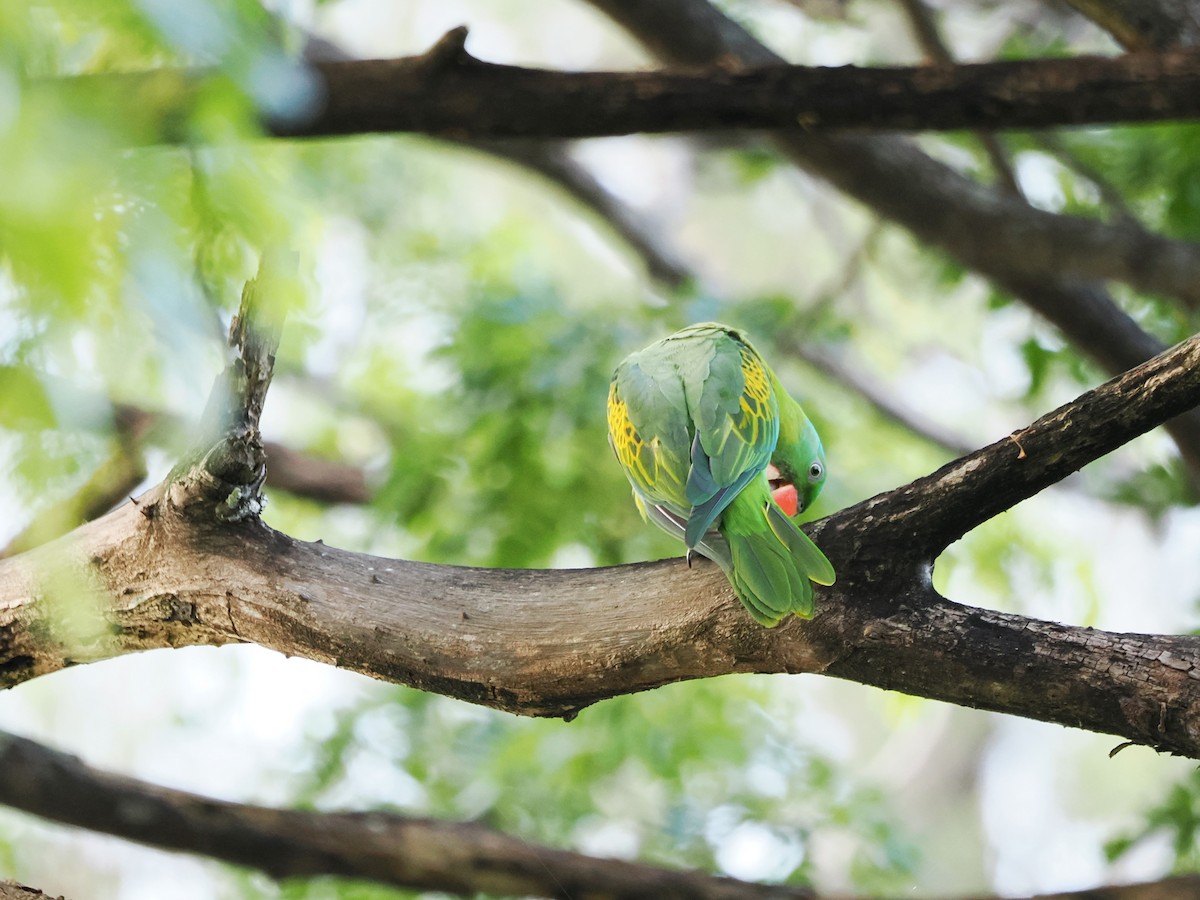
<box><xmin>0</xmin><ymin>884</ymin><xmax>63</xmax><ymax>900</ymax></box>
<box><xmin>2</xmin><ymin>333</ymin><xmax>1199</xmax><ymax>753</ymax></box>
<box><xmin>0</xmin><ymin>730</ymin><xmax>815</xmax><ymax>900</ymax></box>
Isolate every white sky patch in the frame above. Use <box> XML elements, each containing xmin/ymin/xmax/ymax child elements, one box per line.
<box><xmin>1015</xmin><ymin>151</ymin><xmax>1068</xmax><ymax>213</ymax></box>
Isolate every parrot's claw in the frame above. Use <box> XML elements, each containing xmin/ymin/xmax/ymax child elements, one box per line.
<box><xmin>686</xmin><ymin>548</ymin><xmax>695</xmax><ymax>568</ymax></box>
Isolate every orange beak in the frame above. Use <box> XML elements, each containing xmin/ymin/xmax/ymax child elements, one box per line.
<box><xmin>766</xmin><ymin>464</ymin><xmax>799</xmax><ymax>517</ymax></box>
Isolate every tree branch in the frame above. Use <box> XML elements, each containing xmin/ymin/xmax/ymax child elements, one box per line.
<box><xmin>73</xmin><ymin>37</ymin><xmax>1200</xmax><ymax>139</ymax></box>
<box><xmin>2</xmin><ymin>727</ymin><xmax>1197</xmax><ymax>900</ymax></box>
<box><xmin>0</xmin><ymin>883</ymin><xmax>64</xmax><ymax>900</ymax></box>
<box><xmin>297</xmin><ymin>44</ymin><xmax>1200</xmax><ymax>136</ymax></box>
<box><xmin>0</xmin><ymin>729</ymin><xmax>815</xmax><ymax>900</ymax></box>
<box><xmin>893</xmin><ymin>0</ymin><xmax>1023</xmax><ymax>197</ymax></box>
<box><xmin>790</xmin><ymin>342</ymin><xmax>976</xmax><ymax>457</ymax></box>
<box><xmin>3</xmin><ymin>333</ymin><xmax>1199</xmax><ymax>752</ymax></box>
<box><xmin>261</xmin><ymin>440</ymin><xmax>371</xmax><ymax>505</ymax></box>
<box><xmin>1058</xmin><ymin>0</ymin><xmax>1200</xmax><ymax>50</ymax></box>
<box><xmin>463</xmin><ymin>137</ymin><xmax>693</xmax><ymax>286</ymax></box>
<box><xmin>170</xmin><ymin>252</ymin><xmax>290</xmax><ymax>523</ymax></box>
<box><xmin>849</xmin><ymin>330</ymin><xmax>1200</xmax><ymax>554</ymax></box>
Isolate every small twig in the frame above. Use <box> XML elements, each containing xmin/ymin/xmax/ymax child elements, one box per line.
<box><xmin>418</xmin><ymin>25</ymin><xmax>472</xmax><ymax>70</ymax></box>
<box><xmin>464</xmin><ymin>137</ymin><xmax>693</xmax><ymax>286</ymax></box>
<box><xmin>797</xmin><ymin>343</ymin><xmax>976</xmax><ymax>457</ymax></box>
<box><xmin>894</xmin><ymin>0</ymin><xmax>1023</xmax><ymax>198</ymax></box>
<box><xmin>1030</xmin><ymin>132</ymin><xmax>1139</xmax><ymax>224</ymax></box>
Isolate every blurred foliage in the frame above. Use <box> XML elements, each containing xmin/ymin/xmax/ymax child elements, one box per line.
<box><xmin>255</xmin><ymin>679</ymin><xmax>917</xmax><ymax>899</ymax></box>
<box><xmin>3</xmin><ymin>1</ymin><xmax>1200</xmax><ymax>899</ymax></box>
<box><xmin>1106</xmin><ymin>767</ymin><xmax>1200</xmax><ymax>872</ymax></box>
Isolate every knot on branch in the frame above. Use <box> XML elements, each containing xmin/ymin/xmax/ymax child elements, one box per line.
<box><xmin>165</xmin><ymin>430</ymin><xmax>268</xmax><ymax>523</ymax></box>
<box><xmin>417</xmin><ymin>26</ymin><xmax>473</xmax><ymax>72</ymax></box>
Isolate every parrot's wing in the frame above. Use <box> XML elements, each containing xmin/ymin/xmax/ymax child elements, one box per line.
<box><xmin>608</xmin><ymin>355</ymin><xmax>692</xmax><ymax>514</ymax></box>
<box><xmin>678</xmin><ymin>329</ymin><xmax>780</xmax><ymax>546</ymax></box>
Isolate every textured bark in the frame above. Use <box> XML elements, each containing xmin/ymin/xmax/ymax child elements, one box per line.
<box><xmin>68</xmin><ymin>35</ymin><xmax>1200</xmax><ymax>138</ymax></box>
<box><xmin>286</xmin><ymin>44</ymin><xmax>1200</xmax><ymax>137</ymax></box>
<box><xmin>4</xmin><ymin>333</ymin><xmax>1199</xmax><ymax>753</ymax></box>
<box><xmin>0</xmin><ymin>885</ymin><xmax>65</xmax><ymax>900</ymax></box>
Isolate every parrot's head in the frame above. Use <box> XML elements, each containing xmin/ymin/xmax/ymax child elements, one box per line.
<box><xmin>769</xmin><ymin>387</ymin><xmax>827</xmax><ymax>517</ymax></box>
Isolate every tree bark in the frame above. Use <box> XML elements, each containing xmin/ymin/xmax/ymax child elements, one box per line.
<box><xmin>56</xmin><ymin>34</ymin><xmax>1200</xmax><ymax>140</ymax></box>
<box><xmin>0</xmin><ymin>730</ymin><xmax>816</xmax><ymax>900</ymax></box>
<box><xmin>1059</xmin><ymin>0</ymin><xmax>1200</xmax><ymax>49</ymax></box>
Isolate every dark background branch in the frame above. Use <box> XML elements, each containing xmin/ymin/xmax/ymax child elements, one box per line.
<box><xmin>60</xmin><ymin>38</ymin><xmax>1200</xmax><ymax>138</ymax></box>
<box><xmin>1058</xmin><ymin>0</ymin><xmax>1200</xmax><ymax>49</ymax></box>
<box><xmin>0</xmin><ymin>727</ymin><xmax>1198</xmax><ymax>899</ymax></box>
<box><xmin>0</xmin><ymin>729</ymin><xmax>817</xmax><ymax>900</ymax></box>
<box><xmin>0</xmin><ymin>406</ymin><xmax>369</xmax><ymax>559</ymax></box>
<box><xmin>284</xmin><ymin>44</ymin><xmax>1200</xmax><ymax>137</ymax></box>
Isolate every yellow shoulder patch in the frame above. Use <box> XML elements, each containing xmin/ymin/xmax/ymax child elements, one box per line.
<box><xmin>607</xmin><ymin>382</ymin><xmax>650</xmax><ymax>485</ymax></box>
<box><xmin>735</xmin><ymin>344</ymin><xmax>773</xmax><ymax>445</ymax></box>
<box><xmin>607</xmin><ymin>381</ymin><xmax>686</xmax><ymax>501</ymax></box>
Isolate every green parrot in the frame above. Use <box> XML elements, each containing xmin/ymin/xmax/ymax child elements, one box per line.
<box><xmin>607</xmin><ymin>322</ymin><xmax>835</xmax><ymax>626</ymax></box>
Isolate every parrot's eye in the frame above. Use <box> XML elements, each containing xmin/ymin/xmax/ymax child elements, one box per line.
<box><xmin>807</xmin><ymin>462</ymin><xmax>824</xmax><ymax>482</ymax></box>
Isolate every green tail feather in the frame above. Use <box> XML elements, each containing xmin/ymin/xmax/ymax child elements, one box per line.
<box><xmin>728</xmin><ymin>534</ymin><xmax>813</xmax><ymax>625</ymax></box>
<box><xmin>719</xmin><ymin>484</ymin><xmax>835</xmax><ymax>626</ymax></box>
<box><xmin>764</xmin><ymin>503</ymin><xmax>836</xmax><ymax>586</ymax></box>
